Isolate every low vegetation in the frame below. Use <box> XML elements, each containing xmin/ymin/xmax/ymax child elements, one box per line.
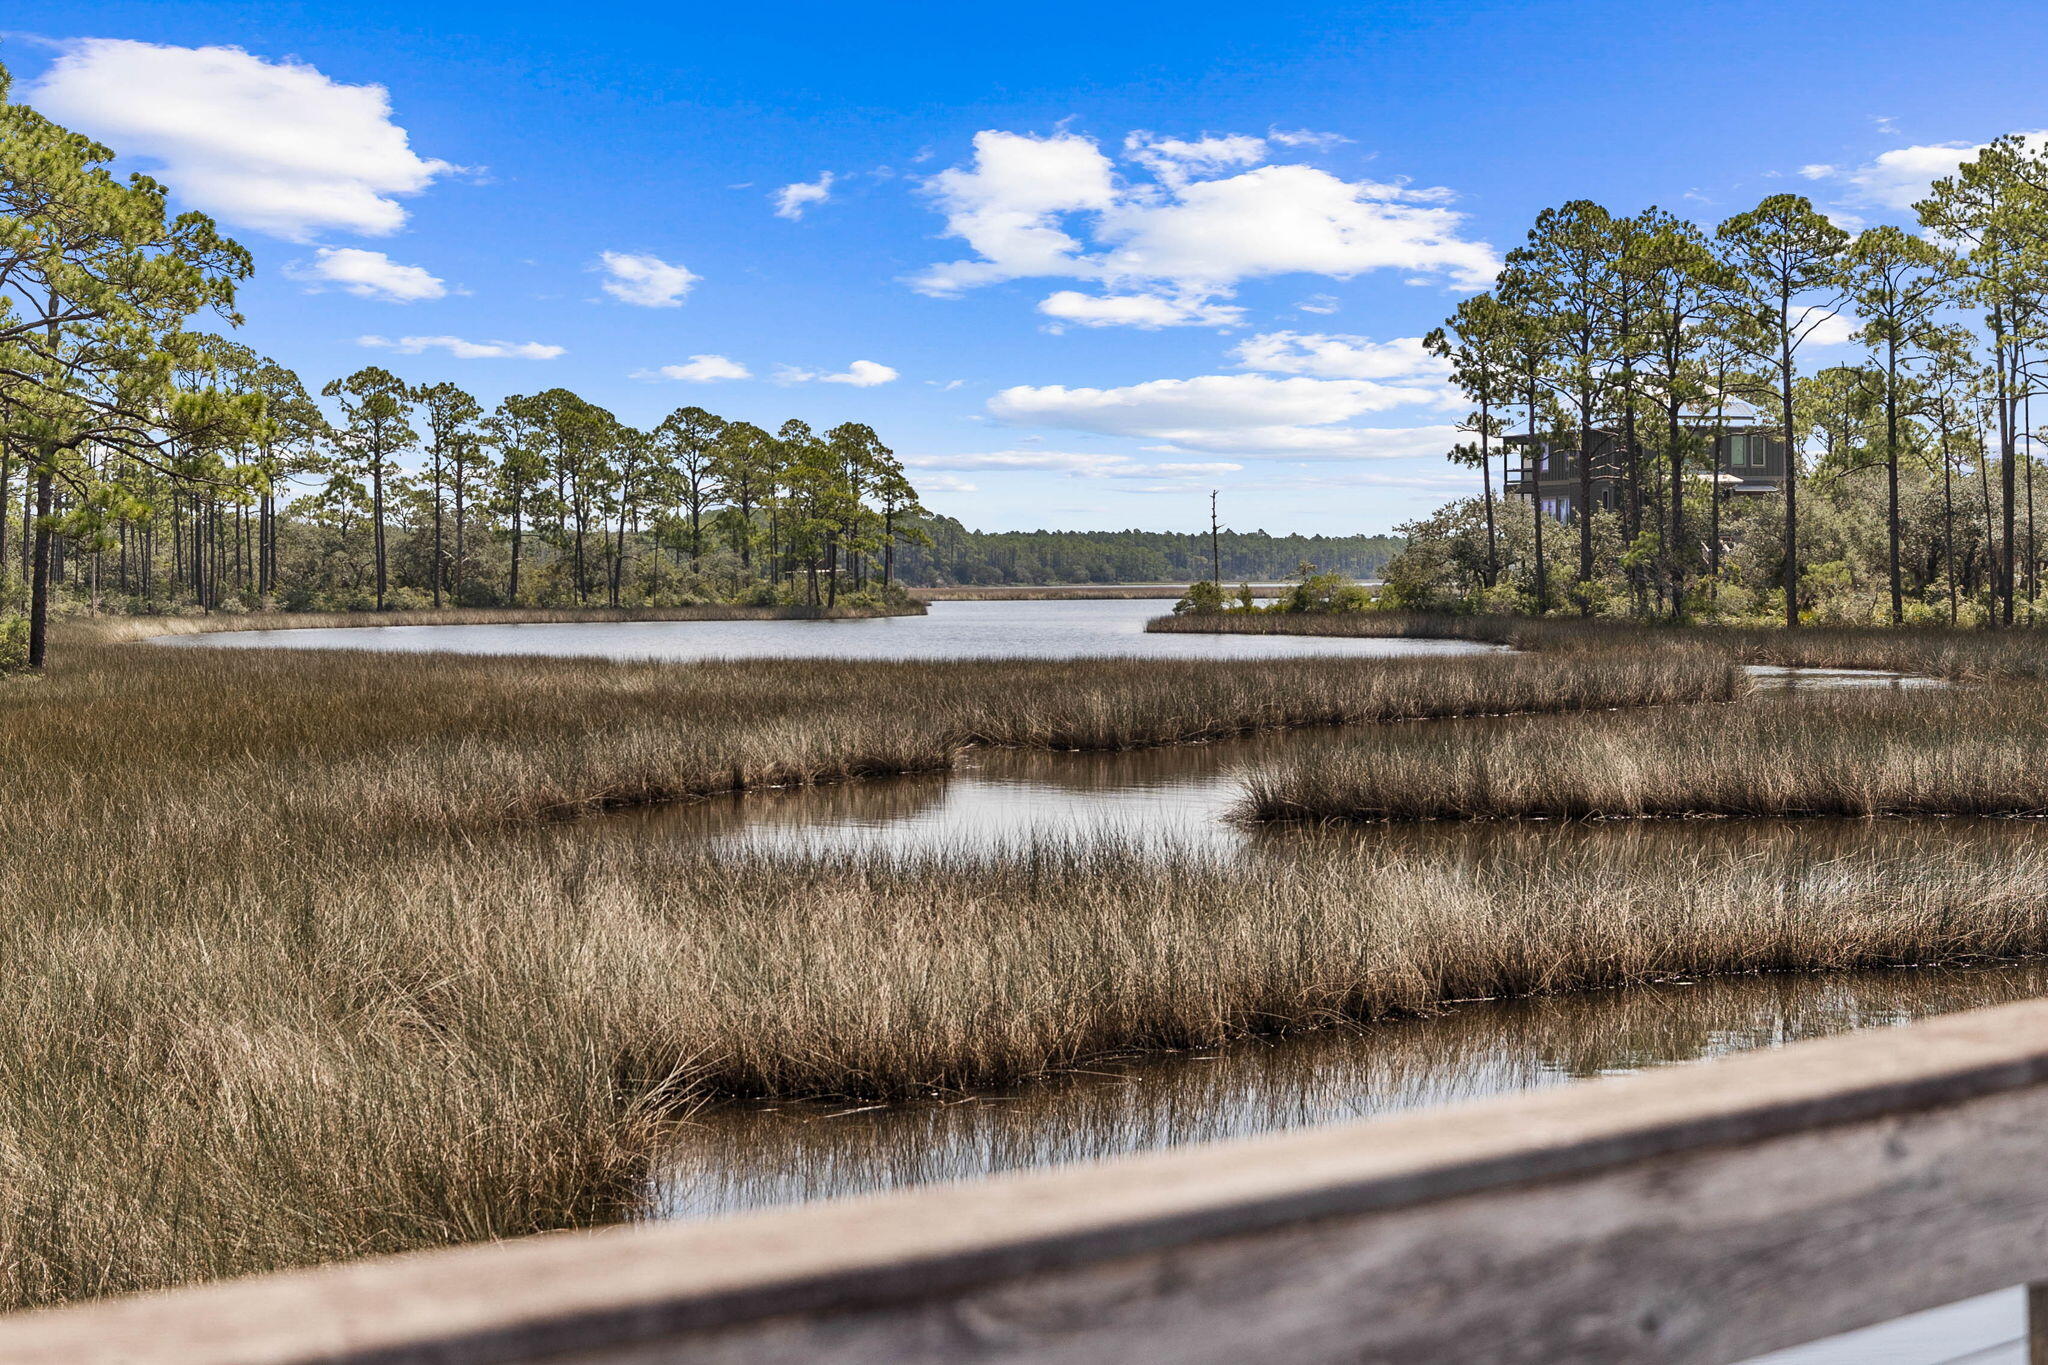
<box><xmin>1240</xmin><ymin>685</ymin><xmax>2048</xmax><ymax>823</ymax></box>
<box><xmin>1153</xmin><ymin>606</ymin><xmax>2048</xmax><ymax>682</ymax></box>
<box><xmin>0</xmin><ymin>614</ymin><xmax>2012</xmax><ymax>1310</ymax></box>
<box><xmin>14</xmin><ymin>799</ymin><xmax>2048</xmax><ymax>1307</ymax></box>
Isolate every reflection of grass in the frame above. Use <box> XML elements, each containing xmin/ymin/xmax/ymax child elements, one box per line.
<box><xmin>0</xmin><ymin>640</ymin><xmax>1732</xmax><ymax>1309</ymax></box>
<box><xmin>1242</xmin><ymin>686</ymin><xmax>2048</xmax><ymax>822</ymax></box>
<box><xmin>1149</xmin><ymin>608</ymin><xmax>2048</xmax><ymax>681</ymax></box>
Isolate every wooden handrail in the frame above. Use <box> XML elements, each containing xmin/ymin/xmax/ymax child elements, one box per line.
<box><xmin>12</xmin><ymin>996</ymin><xmax>2048</xmax><ymax>1364</ymax></box>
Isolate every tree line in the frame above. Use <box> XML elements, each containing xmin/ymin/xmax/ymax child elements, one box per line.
<box><xmin>0</xmin><ymin>62</ymin><xmax>929</xmax><ymax>668</ymax></box>
<box><xmin>1399</xmin><ymin>136</ymin><xmax>2048</xmax><ymax>628</ymax></box>
<box><xmin>891</xmin><ymin>519</ymin><xmax>1401</xmax><ymax>586</ymax></box>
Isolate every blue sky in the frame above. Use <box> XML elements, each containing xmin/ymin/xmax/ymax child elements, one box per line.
<box><xmin>7</xmin><ymin>0</ymin><xmax>2045</xmax><ymax>534</ymax></box>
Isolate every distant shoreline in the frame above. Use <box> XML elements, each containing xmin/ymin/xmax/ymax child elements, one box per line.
<box><xmin>910</xmin><ymin>583</ymin><xmax>1300</xmax><ymax>601</ymax></box>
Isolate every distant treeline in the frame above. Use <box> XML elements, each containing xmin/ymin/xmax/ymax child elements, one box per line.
<box><xmin>891</xmin><ymin>518</ymin><xmax>1403</xmax><ymax>586</ymax></box>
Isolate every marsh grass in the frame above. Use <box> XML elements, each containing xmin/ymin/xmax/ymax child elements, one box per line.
<box><xmin>1242</xmin><ymin>686</ymin><xmax>2048</xmax><ymax>822</ymax></box>
<box><xmin>1151</xmin><ymin>608</ymin><xmax>2048</xmax><ymax>681</ymax></box>
<box><xmin>0</xmin><ymin>638</ymin><xmax>1743</xmax><ymax>1307</ymax></box>
<box><xmin>18</xmin><ymin>818</ymin><xmax>2048</xmax><ymax>1307</ymax></box>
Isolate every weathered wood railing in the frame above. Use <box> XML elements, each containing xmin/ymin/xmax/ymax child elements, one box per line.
<box><xmin>13</xmin><ymin>996</ymin><xmax>2048</xmax><ymax>1364</ymax></box>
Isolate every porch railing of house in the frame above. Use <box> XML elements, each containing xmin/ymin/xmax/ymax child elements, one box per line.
<box><xmin>7</xmin><ymin>997</ymin><xmax>2048</xmax><ymax>1363</ymax></box>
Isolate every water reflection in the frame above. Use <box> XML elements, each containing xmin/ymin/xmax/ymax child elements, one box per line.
<box><xmin>649</xmin><ymin>960</ymin><xmax>2048</xmax><ymax>1222</ymax></box>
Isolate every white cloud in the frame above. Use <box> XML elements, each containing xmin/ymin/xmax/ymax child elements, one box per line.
<box><xmin>904</xmin><ymin>450</ymin><xmax>1243</xmax><ymax>479</ymax></box>
<box><xmin>358</xmin><ymin>335</ymin><xmax>563</xmax><ymax>360</ymax></box>
<box><xmin>1037</xmin><ymin>290</ymin><xmax>1243</xmax><ymax>328</ymax></box>
<box><xmin>26</xmin><ymin>39</ymin><xmax>454</xmax><ymax>240</ymax></box>
<box><xmin>1839</xmin><ymin>142</ymin><xmax>1980</xmax><ymax>209</ymax></box>
<box><xmin>988</xmin><ymin>373</ymin><xmax>1455</xmax><ymax>457</ymax></box>
<box><xmin>1094</xmin><ymin>164</ymin><xmax>1497</xmax><ymax>292</ymax></box>
<box><xmin>633</xmin><ymin>354</ymin><xmax>752</xmax><ymax>382</ymax></box>
<box><xmin>912</xmin><ymin>129</ymin><xmax>1119</xmax><ymax>295</ymax></box>
<box><xmin>773</xmin><ymin>171</ymin><xmax>836</xmax><ymax>220</ymax></box>
<box><xmin>917</xmin><ymin>474</ymin><xmax>979</xmax><ymax>494</ymax></box>
<box><xmin>284</xmin><ymin>247</ymin><xmax>447</xmax><ymax>302</ymax></box>
<box><xmin>1232</xmin><ymin>331</ymin><xmax>1450</xmax><ymax>384</ymax></box>
<box><xmin>910</xmin><ymin>128</ymin><xmax>1498</xmax><ymax>326</ymax></box>
<box><xmin>826</xmin><ymin>359</ymin><xmax>898</xmax><ymax>386</ymax></box>
<box><xmin>1799</xmin><ymin>307</ymin><xmax>1860</xmax><ymax>348</ymax></box>
<box><xmin>1267</xmin><ymin>127</ymin><xmax>1351</xmax><ymax>150</ymax></box>
<box><xmin>597</xmin><ymin>251</ymin><xmax>698</xmax><ymax>307</ymax></box>
<box><xmin>774</xmin><ymin>359</ymin><xmax>900</xmax><ymax>387</ymax></box>
<box><xmin>1803</xmin><ymin>136</ymin><xmax>2046</xmax><ymax>213</ymax></box>
<box><xmin>1296</xmin><ymin>293</ymin><xmax>1341</xmax><ymax>314</ymax></box>
<box><xmin>1123</xmin><ymin>131</ymin><xmax>1268</xmax><ymax>186</ymax></box>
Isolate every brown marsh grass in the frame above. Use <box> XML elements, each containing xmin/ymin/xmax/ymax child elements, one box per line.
<box><xmin>1241</xmin><ymin>686</ymin><xmax>2048</xmax><ymax>823</ymax></box>
<box><xmin>1150</xmin><ymin>608</ymin><xmax>2048</xmax><ymax>681</ymax></box>
<box><xmin>15</xmin><ymin>816</ymin><xmax>2048</xmax><ymax>1307</ymax></box>
<box><xmin>0</xmin><ymin>637</ymin><xmax>1742</xmax><ymax>1307</ymax></box>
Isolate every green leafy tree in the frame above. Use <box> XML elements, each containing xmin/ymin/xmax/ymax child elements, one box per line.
<box><xmin>1502</xmin><ymin>201</ymin><xmax>1619</xmax><ymax>599</ymax></box>
<box><xmin>1426</xmin><ymin>293</ymin><xmax>1518</xmax><ymax>587</ymax></box>
<box><xmin>1716</xmin><ymin>194</ymin><xmax>1850</xmax><ymax>627</ymax></box>
<box><xmin>320</xmin><ymin>367</ymin><xmax>415</xmax><ymax>610</ymax></box>
<box><xmin>652</xmin><ymin>406</ymin><xmax>723</xmax><ymax>565</ymax></box>
<box><xmin>1844</xmin><ymin>225</ymin><xmax>1949</xmax><ymax>623</ymax></box>
<box><xmin>0</xmin><ymin>59</ymin><xmax>259</xmax><ymax>664</ymax></box>
<box><xmin>409</xmin><ymin>382</ymin><xmax>482</xmax><ymax>608</ymax></box>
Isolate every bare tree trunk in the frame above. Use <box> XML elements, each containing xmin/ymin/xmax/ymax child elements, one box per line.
<box><xmin>27</xmin><ymin>470</ymin><xmax>52</xmax><ymax>669</ymax></box>
<box><xmin>1780</xmin><ymin>333</ymin><xmax>1800</xmax><ymax>630</ymax></box>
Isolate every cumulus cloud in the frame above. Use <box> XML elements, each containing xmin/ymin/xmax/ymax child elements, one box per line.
<box><xmin>773</xmin><ymin>171</ymin><xmax>836</xmax><ymax>219</ymax></box>
<box><xmin>1799</xmin><ymin>307</ymin><xmax>1860</xmax><ymax>348</ymax></box>
<box><xmin>1232</xmin><ymin>331</ymin><xmax>1450</xmax><ymax>384</ymax></box>
<box><xmin>597</xmin><ymin>251</ymin><xmax>698</xmax><ymax>307</ymax></box>
<box><xmin>358</xmin><ymin>334</ymin><xmax>563</xmax><ymax>360</ymax></box>
<box><xmin>911</xmin><ymin>128</ymin><xmax>1498</xmax><ymax>327</ymax></box>
<box><xmin>1267</xmin><ymin>127</ymin><xmax>1351</xmax><ymax>150</ymax></box>
<box><xmin>1123</xmin><ymin>131</ymin><xmax>1268</xmax><ymax>186</ymax></box>
<box><xmin>773</xmin><ymin>360</ymin><xmax>899</xmax><ymax>387</ymax></box>
<box><xmin>988</xmin><ymin>373</ymin><xmax>1455</xmax><ymax>457</ymax></box>
<box><xmin>284</xmin><ymin>247</ymin><xmax>447</xmax><ymax>302</ymax></box>
<box><xmin>1037</xmin><ymin>290</ymin><xmax>1243</xmax><ymax>328</ymax></box>
<box><xmin>633</xmin><ymin>354</ymin><xmax>752</xmax><ymax>382</ymax></box>
<box><xmin>26</xmin><ymin>39</ymin><xmax>454</xmax><ymax>240</ymax></box>
<box><xmin>912</xmin><ymin>130</ymin><xmax>1119</xmax><ymax>295</ymax></box>
<box><xmin>904</xmin><ymin>451</ymin><xmax>1243</xmax><ymax>480</ymax></box>
<box><xmin>1802</xmin><ymin>135</ymin><xmax>2046</xmax><ymax>213</ymax></box>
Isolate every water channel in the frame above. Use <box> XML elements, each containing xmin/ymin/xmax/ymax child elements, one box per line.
<box><xmin>182</xmin><ymin>600</ymin><xmax>2014</xmax><ymax>1361</ymax></box>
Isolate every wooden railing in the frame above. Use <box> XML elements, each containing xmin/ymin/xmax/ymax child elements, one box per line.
<box><xmin>11</xmin><ymin>996</ymin><xmax>2048</xmax><ymax>1364</ymax></box>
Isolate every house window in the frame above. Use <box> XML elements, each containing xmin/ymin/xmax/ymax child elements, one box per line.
<box><xmin>1726</xmin><ymin>434</ymin><xmax>1768</xmax><ymax>470</ymax></box>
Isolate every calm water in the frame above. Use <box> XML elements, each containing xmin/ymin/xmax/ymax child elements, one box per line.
<box><xmin>650</xmin><ymin>959</ymin><xmax>2048</xmax><ymax>1223</ymax></box>
<box><xmin>627</xmin><ymin>670</ymin><xmax>1942</xmax><ymax>859</ymax></box>
<box><xmin>161</xmin><ymin>598</ymin><xmax>1503</xmax><ymax>662</ymax></box>
<box><xmin>651</xmin><ymin>956</ymin><xmax>2044</xmax><ymax>1365</ymax></box>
